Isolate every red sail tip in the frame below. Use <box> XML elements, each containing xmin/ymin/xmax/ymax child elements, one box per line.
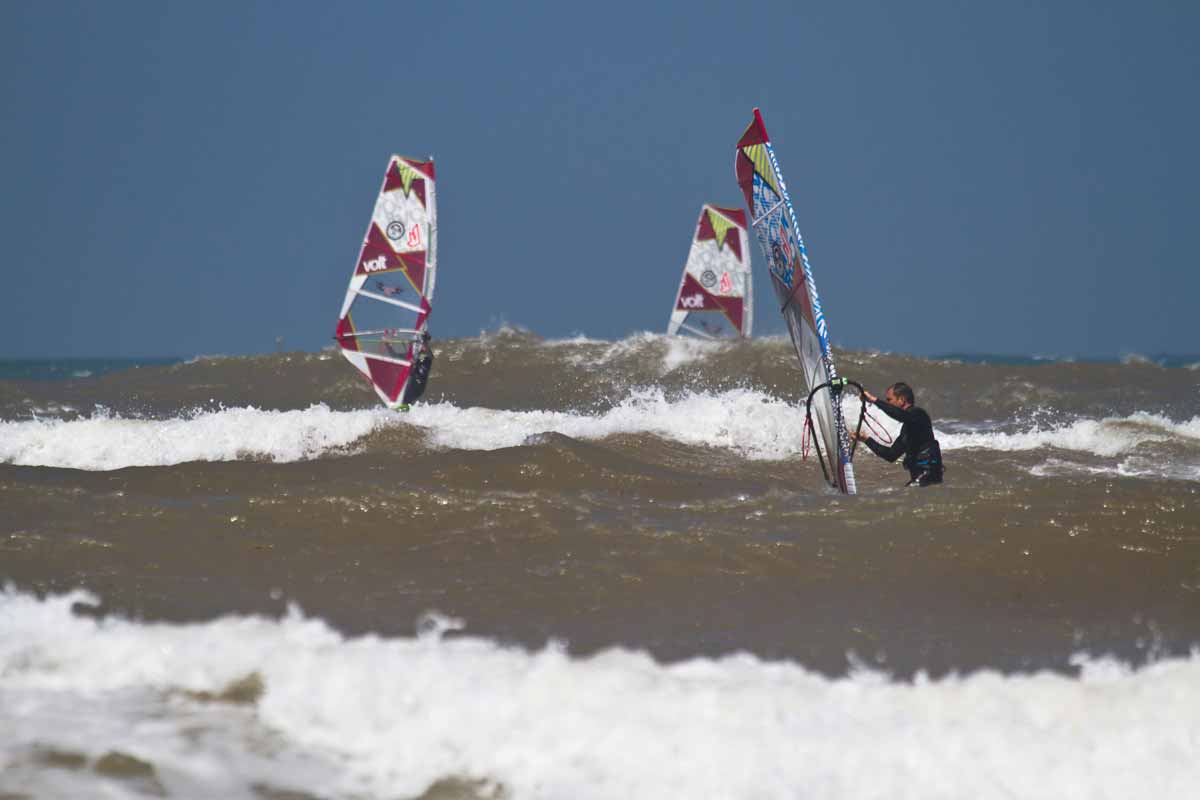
<box><xmin>737</xmin><ymin>107</ymin><xmax>770</xmax><ymax>148</ymax></box>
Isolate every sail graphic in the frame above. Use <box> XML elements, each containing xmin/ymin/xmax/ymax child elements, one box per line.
<box><xmin>735</xmin><ymin>109</ymin><xmax>856</xmax><ymax>494</ymax></box>
<box><xmin>334</xmin><ymin>155</ymin><xmax>437</xmax><ymax>408</ymax></box>
<box><xmin>667</xmin><ymin>204</ymin><xmax>753</xmax><ymax>339</ymax></box>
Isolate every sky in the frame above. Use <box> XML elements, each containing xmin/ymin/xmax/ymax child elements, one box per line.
<box><xmin>2</xmin><ymin>0</ymin><xmax>1197</xmax><ymax>359</ymax></box>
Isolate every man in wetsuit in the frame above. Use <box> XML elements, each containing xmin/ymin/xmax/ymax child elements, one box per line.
<box><xmin>400</xmin><ymin>331</ymin><xmax>434</xmax><ymax>408</ymax></box>
<box><xmin>853</xmin><ymin>382</ymin><xmax>943</xmax><ymax>486</ymax></box>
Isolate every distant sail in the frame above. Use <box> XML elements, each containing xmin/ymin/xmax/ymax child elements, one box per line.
<box><xmin>334</xmin><ymin>156</ymin><xmax>437</xmax><ymax>408</ymax></box>
<box><xmin>735</xmin><ymin>109</ymin><xmax>856</xmax><ymax>494</ymax></box>
<box><xmin>667</xmin><ymin>204</ymin><xmax>753</xmax><ymax>339</ymax></box>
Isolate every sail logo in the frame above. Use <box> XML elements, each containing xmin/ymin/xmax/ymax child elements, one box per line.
<box><xmin>719</xmin><ymin>272</ymin><xmax>733</xmax><ymax>294</ymax></box>
<box><xmin>362</xmin><ymin>255</ymin><xmax>390</xmax><ymax>273</ymax></box>
<box><xmin>771</xmin><ymin>242</ymin><xmax>794</xmax><ymax>286</ymax></box>
<box><xmin>680</xmin><ymin>293</ymin><xmax>707</xmax><ymax>309</ymax></box>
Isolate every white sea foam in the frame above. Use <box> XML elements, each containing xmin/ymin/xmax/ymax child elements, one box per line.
<box><xmin>940</xmin><ymin>412</ymin><xmax>1200</xmax><ymax>457</ymax></box>
<box><xmin>0</xmin><ymin>391</ymin><xmax>807</xmax><ymax>470</ymax></box>
<box><xmin>941</xmin><ymin>413</ymin><xmax>1200</xmax><ymax>482</ymax></box>
<box><xmin>183</xmin><ymin>353</ymin><xmax>232</xmax><ymax>364</ymax></box>
<box><xmin>1032</xmin><ymin>455</ymin><xmax>1200</xmax><ymax>483</ymax></box>
<box><xmin>554</xmin><ymin>331</ymin><xmax>733</xmax><ymax>373</ymax></box>
<box><xmin>1</xmin><ymin>589</ymin><xmax>1198</xmax><ymax>800</ymax></box>
<box><xmin>1120</xmin><ymin>352</ymin><xmax>1159</xmax><ymax>367</ymax></box>
<box><xmin>407</xmin><ymin>388</ymin><xmax>804</xmax><ymax>459</ymax></box>
<box><xmin>559</xmin><ymin>332</ymin><xmax>651</xmax><ymax>367</ymax></box>
<box><xmin>0</xmin><ymin>404</ymin><xmax>392</xmax><ymax>470</ymax></box>
<box><xmin>27</xmin><ymin>403</ymin><xmax>77</xmax><ymax>418</ymax></box>
<box><xmin>5</xmin><ymin>395</ymin><xmax>1200</xmax><ymax>473</ymax></box>
<box><xmin>537</xmin><ymin>333</ymin><xmax>607</xmax><ymax>347</ymax></box>
<box><xmin>660</xmin><ymin>335</ymin><xmax>729</xmax><ymax>371</ymax></box>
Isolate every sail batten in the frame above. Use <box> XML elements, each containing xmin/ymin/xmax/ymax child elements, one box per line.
<box><xmin>678</xmin><ymin>323</ymin><xmax>719</xmax><ymax>340</ymax></box>
<box><xmin>354</xmin><ymin>290</ymin><xmax>426</xmax><ymax>314</ymax></box>
<box><xmin>334</xmin><ymin>155</ymin><xmax>437</xmax><ymax>408</ymax></box>
<box><xmin>667</xmin><ymin>204</ymin><xmax>753</xmax><ymax>339</ymax></box>
<box><xmin>735</xmin><ymin>109</ymin><xmax>856</xmax><ymax>494</ymax></box>
<box><xmin>338</xmin><ymin>328</ymin><xmax>426</xmax><ymax>340</ymax></box>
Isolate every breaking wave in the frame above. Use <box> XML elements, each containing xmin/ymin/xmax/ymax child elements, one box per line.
<box><xmin>4</xmin><ymin>389</ymin><xmax>1200</xmax><ymax>474</ymax></box>
<box><xmin>2</xmin><ymin>589</ymin><xmax>1198</xmax><ymax>800</ymax></box>
<box><xmin>0</xmin><ymin>405</ymin><xmax>392</xmax><ymax>470</ymax></box>
<box><xmin>939</xmin><ymin>412</ymin><xmax>1200</xmax><ymax>457</ymax></box>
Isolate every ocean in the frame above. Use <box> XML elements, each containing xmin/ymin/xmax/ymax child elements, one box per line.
<box><xmin>2</xmin><ymin>330</ymin><xmax>1199</xmax><ymax>799</ymax></box>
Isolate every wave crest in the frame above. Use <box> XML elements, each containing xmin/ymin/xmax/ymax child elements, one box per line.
<box><xmin>3</xmin><ymin>589</ymin><xmax>1199</xmax><ymax>800</ymax></box>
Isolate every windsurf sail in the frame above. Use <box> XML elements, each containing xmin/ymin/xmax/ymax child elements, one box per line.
<box><xmin>666</xmin><ymin>204</ymin><xmax>753</xmax><ymax>339</ymax></box>
<box><xmin>735</xmin><ymin>109</ymin><xmax>856</xmax><ymax>494</ymax></box>
<box><xmin>334</xmin><ymin>155</ymin><xmax>437</xmax><ymax>408</ymax></box>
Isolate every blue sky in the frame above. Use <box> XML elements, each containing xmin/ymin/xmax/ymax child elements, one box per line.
<box><xmin>3</xmin><ymin>1</ymin><xmax>1196</xmax><ymax>358</ymax></box>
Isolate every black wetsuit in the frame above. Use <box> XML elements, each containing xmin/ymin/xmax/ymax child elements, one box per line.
<box><xmin>863</xmin><ymin>400</ymin><xmax>944</xmax><ymax>486</ymax></box>
<box><xmin>401</xmin><ymin>344</ymin><xmax>434</xmax><ymax>405</ymax></box>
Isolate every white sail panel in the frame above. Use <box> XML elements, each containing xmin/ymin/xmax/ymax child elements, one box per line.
<box><xmin>334</xmin><ymin>156</ymin><xmax>437</xmax><ymax>408</ymax></box>
<box><xmin>667</xmin><ymin>205</ymin><xmax>753</xmax><ymax>339</ymax></box>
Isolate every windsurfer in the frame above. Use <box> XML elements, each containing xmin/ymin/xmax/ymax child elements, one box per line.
<box><xmin>852</xmin><ymin>382</ymin><xmax>943</xmax><ymax>486</ymax></box>
<box><xmin>376</xmin><ymin>280</ymin><xmax>405</xmax><ymax>297</ymax></box>
<box><xmin>401</xmin><ymin>331</ymin><xmax>434</xmax><ymax>406</ymax></box>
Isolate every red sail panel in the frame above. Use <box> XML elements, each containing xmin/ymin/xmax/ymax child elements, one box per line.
<box><xmin>676</xmin><ymin>272</ymin><xmax>744</xmax><ymax>332</ymax></box>
<box><xmin>366</xmin><ymin>355</ymin><xmax>413</xmax><ymax>404</ymax></box>
<box><xmin>735</xmin><ymin>149</ymin><xmax>758</xmax><ymax>215</ymax></box>
<box><xmin>414</xmin><ymin>294</ymin><xmax>432</xmax><ymax>332</ymax></box>
<box><xmin>383</xmin><ymin>162</ymin><xmax>407</xmax><ymax>193</ymax></box>
<box><xmin>335</xmin><ymin>316</ymin><xmax>359</xmax><ymax>352</ymax></box>
<box><xmin>356</xmin><ymin>224</ymin><xmax>427</xmax><ymax>293</ymax></box>
<box><xmin>722</xmin><ymin>221</ymin><xmax>743</xmax><ymax>262</ymax></box>
<box><xmin>399</xmin><ymin>250</ymin><xmax>426</xmax><ymax>291</ymax></box>
<box><xmin>357</xmin><ymin>224</ymin><xmax>405</xmax><ymax>276</ymax></box>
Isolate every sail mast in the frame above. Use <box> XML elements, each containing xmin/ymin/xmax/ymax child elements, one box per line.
<box><xmin>735</xmin><ymin>109</ymin><xmax>856</xmax><ymax>493</ymax></box>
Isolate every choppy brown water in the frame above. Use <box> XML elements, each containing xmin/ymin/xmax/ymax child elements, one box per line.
<box><xmin>3</xmin><ymin>330</ymin><xmax>1199</xmax><ymax>678</ymax></box>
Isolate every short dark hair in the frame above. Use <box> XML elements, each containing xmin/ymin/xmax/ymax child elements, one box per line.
<box><xmin>889</xmin><ymin>382</ymin><xmax>915</xmax><ymax>406</ymax></box>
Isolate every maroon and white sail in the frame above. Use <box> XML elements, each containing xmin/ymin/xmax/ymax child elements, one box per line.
<box><xmin>334</xmin><ymin>156</ymin><xmax>437</xmax><ymax>408</ymax></box>
<box><xmin>667</xmin><ymin>204</ymin><xmax>753</xmax><ymax>339</ymax></box>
